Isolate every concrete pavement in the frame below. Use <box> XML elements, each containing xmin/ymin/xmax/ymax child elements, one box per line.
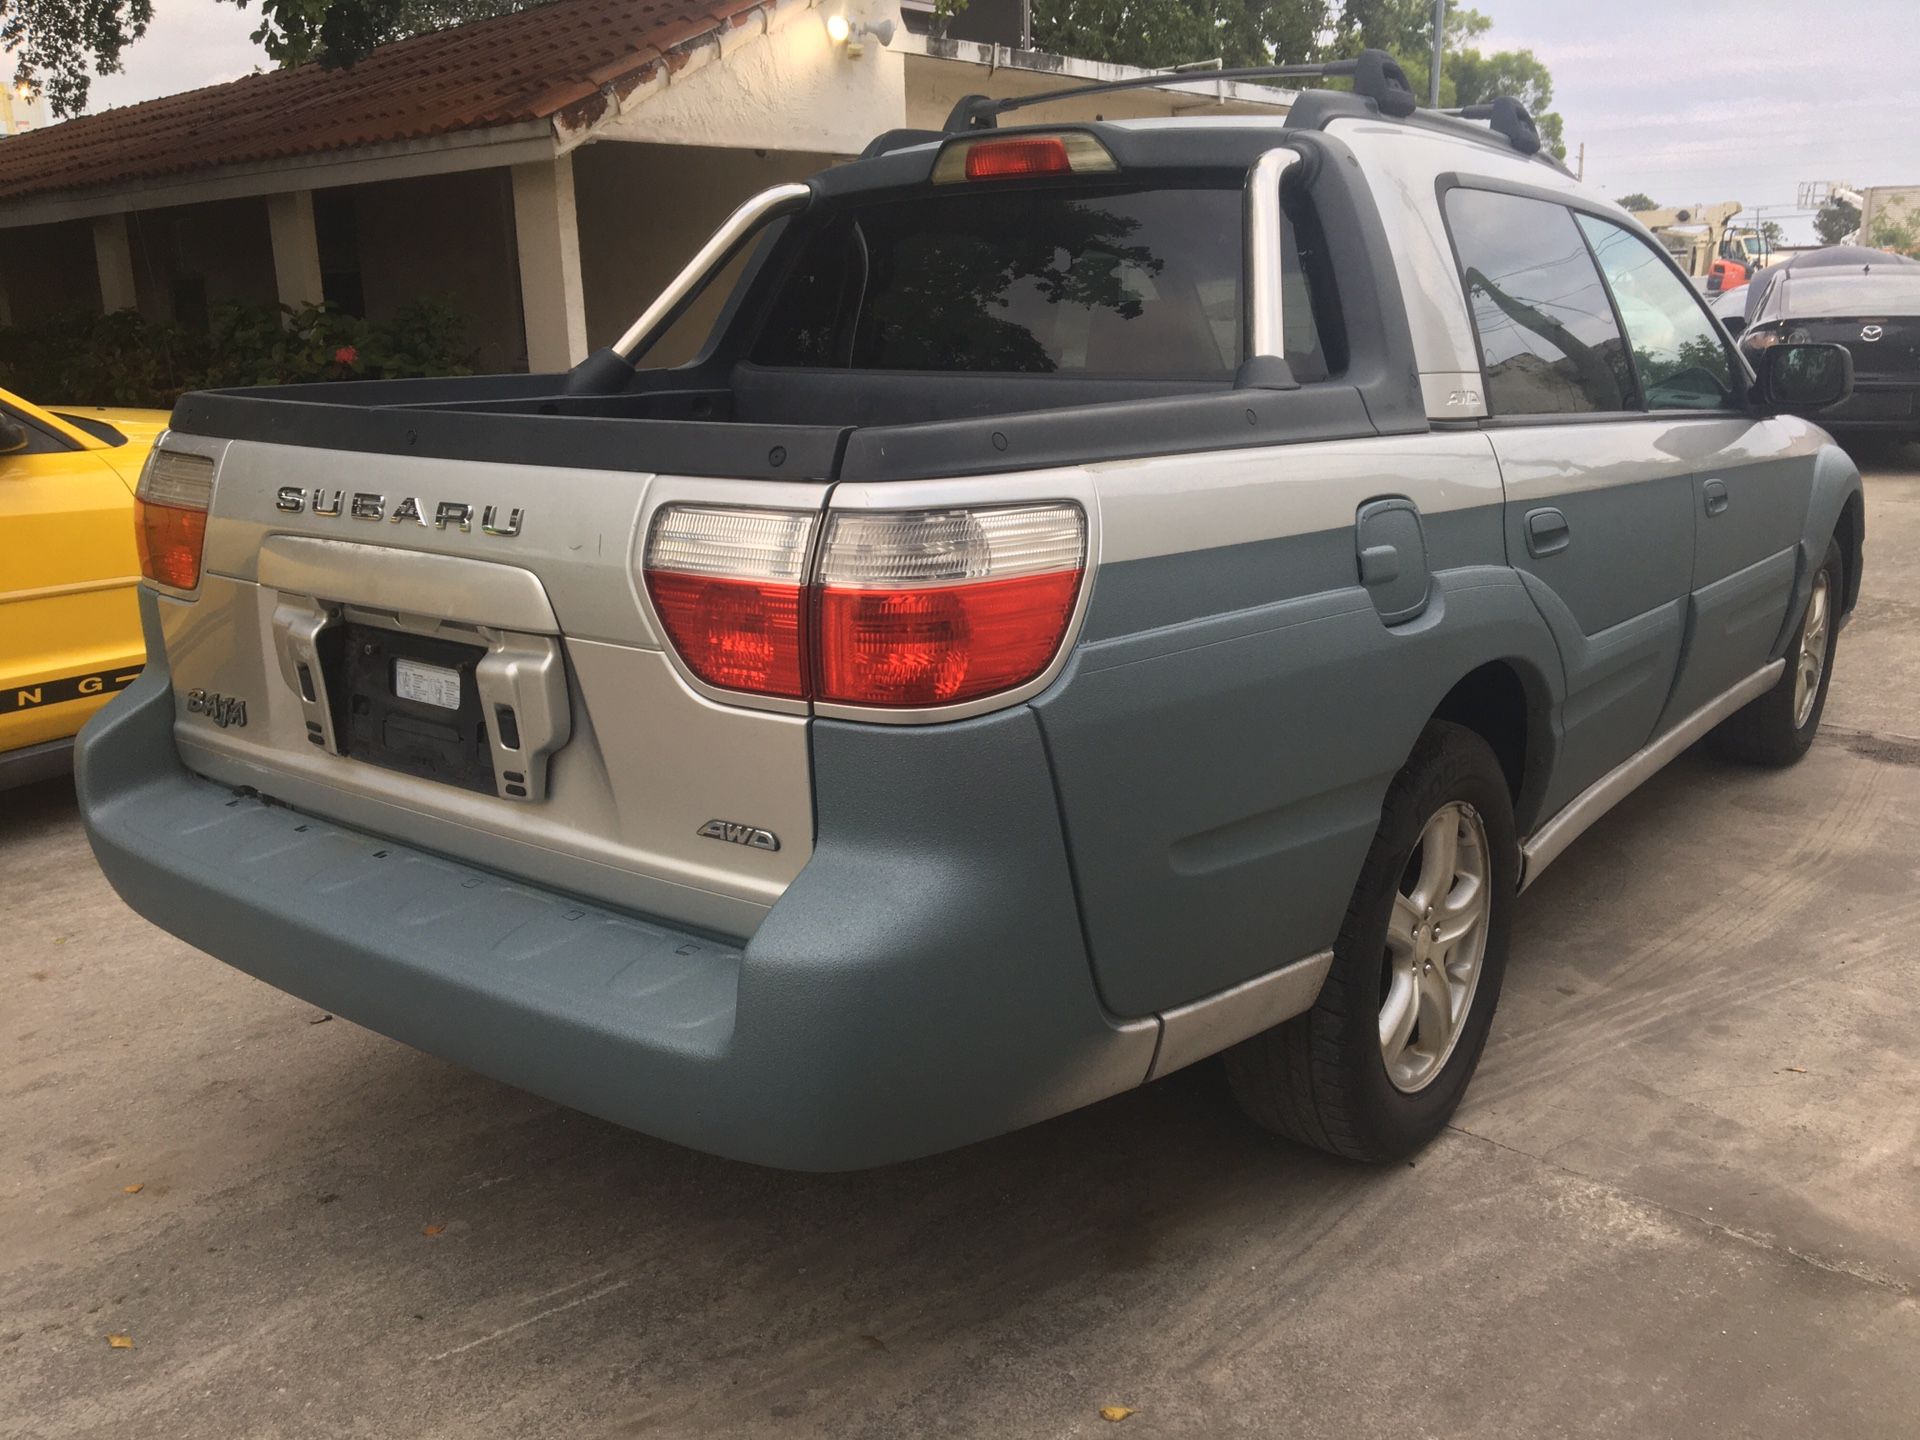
<box><xmin>4</xmin><ymin>445</ymin><xmax>1918</xmax><ymax>1439</ymax></box>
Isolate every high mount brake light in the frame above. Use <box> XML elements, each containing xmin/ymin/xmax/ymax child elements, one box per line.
<box><xmin>135</xmin><ymin>449</ymin><xmax>215</xmax><ymax>591</ymax></box>
<box><xmin>643</xmin><ymin>502</ymin><xmax>1087</xmax><ymax>710</ymax></box>
<box><xmin>930</xmin><ymin>131</ymin><xmax>1118</xmax><ymax>185</ymax></box>
<box><xmin>966</xmin><ymin>137</ymin><xmax>1071</xmax><ymax>180</ymax></box>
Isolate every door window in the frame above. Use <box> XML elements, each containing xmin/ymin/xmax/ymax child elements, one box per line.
<box><xmin>1444</xmin><ymin>187</ymin><xmax>1636</xmax><ymax>416</ymax></box>
<box><xmin>1575</xmin><ymin>214</ymin><xmax>1737</xmax><ymax>411</ymax></box>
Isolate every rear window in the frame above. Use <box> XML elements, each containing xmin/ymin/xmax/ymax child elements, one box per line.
<box><xmin>750</xmin><ymin>182</ymin><xmax>1329</xmax><ymax>380</ymax></box>
<box><xmin>1771</xmin><ymin>272</ymin><xmax>1920</xmax><ymax>320</ymax></box>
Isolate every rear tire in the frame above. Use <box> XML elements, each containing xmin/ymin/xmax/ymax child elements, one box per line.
<box><xmin>1710</xmin><ymin>537</ymin><xmax>1842</xmax><ymax>768</ymax></box>
<box><xmin>1224</xmin><ymin>721</ymin><xmax>1517</xmax><ymax>1163</ymax></box>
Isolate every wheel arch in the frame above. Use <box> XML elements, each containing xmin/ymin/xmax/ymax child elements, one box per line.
<box><xmin>1429</xmin><ymin>657</ymin><xmax>1557</xmax><ymax>836</ymax></box>
<box><xmin>1835</xmin><ymin>486</ymin><xmax>1865</xmax><ymax>618</ymax></box>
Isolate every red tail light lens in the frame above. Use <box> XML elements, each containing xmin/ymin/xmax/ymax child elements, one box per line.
<box><xmin>817</xmin><ymin>570</ymin><xmax>1082</xmax><ymax>707</ymax></box>
<box><xmin>965</xmin><ymin>137</ymin><xmax>1072</xmax><ymax>181</ymax></box>
<box><xmin>135</xmin><ymin>500</ymin><xmax>209</xmax><ymax>590</ymax></box>
<box><xmin>643</xmin><ymin>502</ymin><xmax>1086</xmax><ymax>711</ymax></box>
<box><xmin>134</xmin><ymin>449</ymin><xmax>215</xmax><ymax>591</ymax></box>
<box><xmin>813</xmin><ymin>504</ymin><xmax>1086</xmax><ymax>709</ymax></box>
<box><xmin>646</xmin><ymin>572</ymin><xmax>809</xmax><ymax>697</ymax></box>
<box><xmin>643</xmin><ymin>506</ymin><xmax>817</xmax><ymax>699</ymax></box>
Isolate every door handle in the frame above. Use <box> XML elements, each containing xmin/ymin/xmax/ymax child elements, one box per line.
<box><xmin>1704</xmin><ymin>479</ymin><xmax>1730</xmax><ymax>517</ymax></box>
<box><xmin>1524</xmin><ymin>507</ymin><xmax>1570</xmax><ymax>558</ymax></box>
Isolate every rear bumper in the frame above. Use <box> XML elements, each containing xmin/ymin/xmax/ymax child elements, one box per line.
<box><xmin>1820</xmin><ymin>380</ymin><xmax>1920</xmax><ymax>431</ymax></box>
<box><xmin>75</xmin><ymin>598</ymin><xmax>1156</xmax><ymax>1170</ymax></box>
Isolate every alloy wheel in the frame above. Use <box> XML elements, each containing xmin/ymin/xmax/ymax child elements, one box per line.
<box><xmin>1379</xmin><ymin>800</ymin><xmax>1491</xmax><ymax>1093</ymax></box>
<box><xmin>1793</xmin><ymin>569</ymin><xmax>1831</xmax><ymax>730</ymax></box>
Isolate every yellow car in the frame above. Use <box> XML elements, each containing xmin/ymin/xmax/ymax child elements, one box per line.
<box><xmin>1</xmin><ymin>387</ymin><xmax>169</xmax><ymax>789</ymax></box>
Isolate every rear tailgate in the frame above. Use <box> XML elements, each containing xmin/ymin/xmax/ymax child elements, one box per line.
<box><xmin>151</xmin><ymin>433</ymin><xmax>825</xmax><ymax>939</ymax></box>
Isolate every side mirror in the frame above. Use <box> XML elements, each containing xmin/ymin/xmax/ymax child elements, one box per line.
<box><xmin>0</xmin><ymin>413</ymin><xmax>29</xmax><ymax>455</ymax></box>
<box><xmin>1755</xmin><ymin>341</ymin><xmax>1853</xmax><ymax>413</ymax></box>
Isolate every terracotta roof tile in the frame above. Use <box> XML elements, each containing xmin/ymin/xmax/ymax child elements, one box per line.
<box><xmin>0</xmin><ymin>0</ymin><xmax>767</xmax><ymax>203</ymax></box>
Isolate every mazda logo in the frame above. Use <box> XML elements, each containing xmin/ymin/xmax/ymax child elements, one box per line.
<box><xmin>1860</xmin><ymin>324</ymin><xmax>1884</xmax><ymax>342</ymax></box>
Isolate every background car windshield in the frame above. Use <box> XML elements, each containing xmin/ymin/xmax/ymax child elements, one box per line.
<box><xmin>754</xmin><ymin>184</ymin><xmax>1265</xmax><ymax>377</ymax></box>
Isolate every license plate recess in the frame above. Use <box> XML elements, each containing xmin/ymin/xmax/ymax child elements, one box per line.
<box><xmin>337</xmin><ymin>622</ymin><xmax>496</xmax><ymax>794</ymax></box>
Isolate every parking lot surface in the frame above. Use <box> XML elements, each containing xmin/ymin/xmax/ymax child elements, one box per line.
<box><xmin>4</xmin><ymin>445</ymin><xmax>1918</xmax><ymax>1440</ymax></box>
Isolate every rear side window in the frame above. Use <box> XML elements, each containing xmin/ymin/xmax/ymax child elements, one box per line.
<box><xmin>751</xmin><ymin>183</ymin><xmax>1330</xmax><ymax>380</ymax></box>
<box><xmin>1576</xmin><ymin>214</ymin><xmax>1735</xmax><ymax>411</ymax></box>
<box><xmin>1444</xmin><ymin>187</ymin><xmax>1635</xmax><ymax>416</ymax></box>
<box><xmin>0</xmin><ymin>401</ymin><xmax>75</xmax><ymax>456</ymax></box>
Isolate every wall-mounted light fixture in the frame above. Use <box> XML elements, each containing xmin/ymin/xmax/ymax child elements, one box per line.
<box><xmin>825</xmin><ymin>12</ymin><xmax>896</xmax><ymax>57</ymax></box>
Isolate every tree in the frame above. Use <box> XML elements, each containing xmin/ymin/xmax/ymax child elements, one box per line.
<box><xmin>1322</xmin><ymin>0</ymin><xmax>1568</xmax><ymax>158</ymax></box>
<box><xmin>3</xmin><ymin>0</ymin><xmax>543</xmax><ymax>117</ymax></box>
<box><xmin>1814</xmin><ymin>197</ymin><xmax>1861</xmax><ymax>247</ymax></box>
<box><xmin>1868</xmin><ymin>215</ymin><xmax>1920</xmax><ymax>258</ymax></box>
<box><xmin>1615</xmin><ymin>193</ymin><xmax>1657</xmax><ymax>213</ymax></box>
<box><xmin>2</xmin><ymin>0</ymin><xmax>155</xmax><ymax>119</ymax></box>
<box><xmin>1758</xmin><ymin>220</ymin><xmax>1785</xmax><ymax>247</ymax></box>
<box><xmin>232</xmin><ymin>0</ymin><xmax>539</xmax><ymax>71</ymax></box>
<box><xmin>1029</xmin><ymin>0</ymin><xmax>1329</xmax><ymax>71</ymax></box>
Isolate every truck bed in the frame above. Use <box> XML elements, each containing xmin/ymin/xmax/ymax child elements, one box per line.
<box><xmin>167</xmin><ymin>362</ymin><xmax>1384</xmax><ymax>483</ymax></box>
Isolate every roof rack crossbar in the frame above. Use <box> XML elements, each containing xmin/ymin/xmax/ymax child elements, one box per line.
<box><xmin>941</xmin><ymin>46</ymin><xmax>1417</xmax><ymax>132</ymax></box>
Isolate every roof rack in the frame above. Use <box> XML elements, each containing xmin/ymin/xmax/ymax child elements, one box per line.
<box><xmin>1440</xmin><ymin>96</ymin><xmax>1541</xmax><ymax>155</ymax></box>
<box><xmin>941</xmin><ymin>47</ymin><xmax>1418</xmax><ymax>132</ymax></box>
<box><xmin>933</xmin><ymin>47</ymin><xmax>1552</xmax><ymax>165</ymax></box>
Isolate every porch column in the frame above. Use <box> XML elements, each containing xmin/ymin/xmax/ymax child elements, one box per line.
<box><xmin>510</xmin><ymin>155</ymin><xmax>588</xmax><ymax>372</ymax></box>
<box><xmin>266</xmin><ymin>190</ymin><xmax>326</xmax><ymax>310</ymax></box>
<box><xmin>91</xmin><ymin>214</ymin><xmax>138</xmax><ymax>313</ymax></box>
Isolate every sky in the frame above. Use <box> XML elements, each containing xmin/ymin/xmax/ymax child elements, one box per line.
<box><xmin>1479</xmin><ymin>0</ymin><xmax>1920</xmax><ymax>242</ymax></box>
<box><xmin>63</xmin><ymin>0</ymin><xmax>1920</xmax><ymax>243</ymax></box>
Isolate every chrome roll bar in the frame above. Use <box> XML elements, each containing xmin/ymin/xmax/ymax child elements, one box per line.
<box><xmin>614</xmin><ymin>182</ymin><xmax>813</xmax><ymax>362</ymax></box>
<box><xmin>1244</xmin><ymin>147</ymin><xmax>1302</xmax><ymax>364</ymax></box>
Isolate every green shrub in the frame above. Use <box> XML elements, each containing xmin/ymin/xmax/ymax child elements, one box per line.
<box><xmin>0</xmin><ymin>298</ymin><xmax>478</xmax><ymax>409</ymax></box>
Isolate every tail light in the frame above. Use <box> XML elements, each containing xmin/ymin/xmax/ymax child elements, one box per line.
<box><xmin>135</xmin><ymin>449</ymin><xmax>215</xmax><ymax>591</ymax></box>
<box><xmin>814</xmin><ymin>506</ymin><xmax>1084</xmax><ymax>707</ymax></box>
<box><xmin>643</xmin><ymin>506</ymin><xmax>817</xmax><ymax>699</ymax></box>
<box><xmin>643</xmin><ymin>502</ymin><xmax>1086</xmax><ymax>713</ymax></box>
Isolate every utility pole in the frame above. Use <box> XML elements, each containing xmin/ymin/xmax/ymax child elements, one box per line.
<box><xmin>1576</xmin><ymin>143</ymin><xmax>1585</xmax><ymax>181</ymax></box>
<box><xmin>1429</xmin><ymin>0</ymin><xmax>1445</xmax><ymax>106</ymax></box>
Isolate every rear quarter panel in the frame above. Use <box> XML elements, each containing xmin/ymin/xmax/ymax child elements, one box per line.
<box><xmin>1029</xmin><ymin>432</ymin><xmax>1563</xmax><ymax>1018</ymax></box>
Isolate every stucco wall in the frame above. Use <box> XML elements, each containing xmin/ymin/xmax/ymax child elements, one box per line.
<box><xmin>593</xmin><ymin>2</ymin><xmax>905</xmax><ymax>157</ymax></box>
<box><xmin>348</xmin><ymin>169</ymin><xmax>525</xmax><ymax>373</ymax></box>
<box><xmin>572</xmin><ymin>142</ymin><xmax>839</xmax><ymax>361</ymax></box>
<box><xmin>0</xmin><ymin>219</ymin><xmax>100</xmax><ymax>324</ymax></box>
<box><xmin>902</xmin><ymin>52</ymin><xmax>1293</xmax><ymax>130</ymax></box>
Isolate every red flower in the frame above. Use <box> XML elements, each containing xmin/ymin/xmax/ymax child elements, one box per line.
<box><xmin>333</xmin><ymin>345</ymin><xmax>359</xmax><ymax>366</ymax></box>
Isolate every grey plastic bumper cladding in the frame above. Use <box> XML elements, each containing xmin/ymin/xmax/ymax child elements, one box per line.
<box><xmin>74</xmin><ymin>595</ymin><xmax>1161</xmax><ymax>1170</ymax></box>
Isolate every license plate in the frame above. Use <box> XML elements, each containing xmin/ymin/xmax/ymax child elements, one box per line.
<box><xmin>393</xmin><ymin>657</ymin><xmax>462</xmax><ymax>710</ymax></box>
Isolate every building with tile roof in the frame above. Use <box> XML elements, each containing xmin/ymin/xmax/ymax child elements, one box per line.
<box><xmin>0</xmin><ymin>0</ymin><xmax>1293</xmax><ymax>372</ymax></box>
